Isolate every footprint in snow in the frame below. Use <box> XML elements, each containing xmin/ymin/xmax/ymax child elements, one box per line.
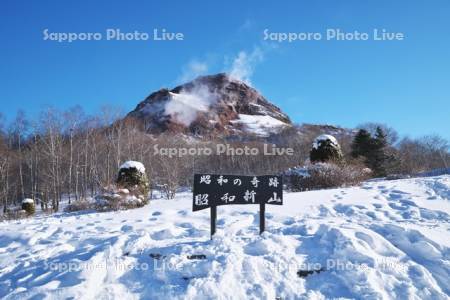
<box><xmin>152</xmin><ymin>211</ymin><xmax>162</xmax><ymax>216</ymax></box>
<box><xmin>217</xmin><ymin>219</ymin><xmax>226</xmax><ymax>226</ymax></box>
<box><xmin>282</xmin><ymin>218</ymin><xmax>296</xmax><ymax>226</ymax></box>
<box><xmin>399</xmin><ymin>199</ymin><xmax>417</xmax><ymax>207</ymax></box>
<box><xmin>38</xmin><ymin>239</ymin><xmax>52</xmax><ymax>245</ymax></box>
<box><xmin>391</xmin><ymin>189</ymin><xmax>409</xmax><ymax>194</ymax></box>
<box><xmin>151</xmin><ymin>229</ymin><xmax>178</xmax><ymax>240</ymax></box>
<box><xmin>388</xmin><ymin>203</ymin><xmax>408</xmax><ymax>211</ymax></box>
<box><xmin>333</xmin><ymin>204</ymin><xmax>355</xmax><ymax>216</ymax></box>
<box><xmin>365</xmin><ymin>211</ymin><xmax>378</xmax><ymax>220</ymax></box>
<box><xmin>388</xmin><ymin>193</ymin><xmax>405</xmax><ymax>200</ymax></box>
<box><xmin>177</xmin><ymin>222</ymin><xmax>193</xmax><ymax>229</ymax></box>
<box><xmin>121</xmin><ymin>225</ymin><xmax>133</xmax><ymax>232</ymax></box>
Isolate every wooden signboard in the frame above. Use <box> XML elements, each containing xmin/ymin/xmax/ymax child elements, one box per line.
<box><xmin>193</xmin><ymin>174</ymin><xmax>283</xmax><ymax>238</ymax></box>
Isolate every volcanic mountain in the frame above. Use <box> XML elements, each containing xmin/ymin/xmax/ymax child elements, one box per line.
<box><xmin>127</xmin><ymin>73</ymin><xmax>292</xmax><ymax>138</ymax></box>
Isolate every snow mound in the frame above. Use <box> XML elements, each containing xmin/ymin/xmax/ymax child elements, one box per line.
<box><xmin>21</xmin><ymin>198</ymin><xmax>34</xmax><ymax>204</ymax></box>
<box><xmin>119</xmin><ymin>161</ymin><xmax>146</xmax><ymax>174</ymax></box>
<box><xmin>0</xmin><ymin>176</ymin><xmax>449</xmax><ymax>299</ymax></box>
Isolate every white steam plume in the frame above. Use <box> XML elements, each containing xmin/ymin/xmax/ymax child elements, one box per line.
<box><xmin>228</xmin><ymin>47</ymin><xmax>263</xmax><ymax>85</ymax></box>
<box><xmin>164</xmin><ymin>84</ymin><xmax>217</xmax><ymax>126</ymax></box>
<box><xmin>166</xmin><ymin>47</ymin><xmax>264</xmax><ymax>126</ymax></box>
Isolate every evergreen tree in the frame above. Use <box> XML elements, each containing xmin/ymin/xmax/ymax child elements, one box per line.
<box><xmin>351</xmin><ymin>129</ymin><xmax>372</xmax><ymax>158</ymax></box>
<box><xmin>370</xmin><ymin>127</ymin><xmax>389</xmax><ymax>176</ymax></box>
<box><xmin>374</xmin><ymin>126</ymin><xmax>388</xmax><ymax>149</ymax></box>
<box><xmin>351</xmin><ymin>127</ymin><xmax>397</xmax><ymax>177</ymax></box>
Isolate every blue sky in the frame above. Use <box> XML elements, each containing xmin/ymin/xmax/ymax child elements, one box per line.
<box><xmin>0</xmin><ymin>0</ymin><xmax>449</xmax><ymax>139</ymax></box>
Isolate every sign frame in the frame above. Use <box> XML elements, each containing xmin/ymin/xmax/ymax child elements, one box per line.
<box><xmin>192</xmin><ymin>174</ymin><xmax>283</xmax><ymax>238</ymax></box>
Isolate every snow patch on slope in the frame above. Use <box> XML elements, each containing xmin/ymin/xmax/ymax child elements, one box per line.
<box><xmin>231</xmin><ymin>114</ymin><xmax>289</xmax><ymax>136</ymax></box>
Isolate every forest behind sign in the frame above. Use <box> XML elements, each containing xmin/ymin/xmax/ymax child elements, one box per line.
<box><xmin>193</xmin><ymin>174</ymin><xmax>283</xmax><ymax>211</ymax></box>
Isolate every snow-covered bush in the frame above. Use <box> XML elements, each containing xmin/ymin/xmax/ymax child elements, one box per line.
<box><xmin>283</xmin><ymin>166</ymin><xmax>311</xmax><ymax>192</ymax></box>
<box><xmin>91</xmin><ymin>161</ymin><xmax>150</xmax><ymax>211</ymax></box>
<box><xmin>117</xmin><ymin>161</ymin><xmax>150</xmax><ymax>197</ymax></box>
<box><xmin>94</xmin><ymin>187</ymin><xmax>147</xmax><ymax>211</ymax></box>
<box><xmin>310</xmin><ymin>134</ymin><xmax>343</xmax><ymax>163</ymax></box>
<box><xmin>65</xmin><ymin>199</ymin><xmax>93</xmax><ymax>212</ymax></box>
<box><xmin>284</xmin><ymin>162</ymin><xmax>370</xmax><ymax>191</ymax></box>
<box><xmin>21</xmin><ymin>198</ymin><xmax>35</xmax><ymax>216</ymax></box>
<box><xmin>66</xmin><ymin>162</ymin><xmax>150</xmax><ymax>213</ymax></box>
<box><xmin>2</xmin><ymin>207</ymin><xmax>27</xmax><ymax>220</ymax></box>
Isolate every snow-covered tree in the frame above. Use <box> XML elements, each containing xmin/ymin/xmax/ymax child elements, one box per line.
<box><xmin>310</xmin><ymin>134</ymin><xmax>343</xmax><ymax>163</ymax></box>
<box><xmin>117</xmin><ymin>161</ymin><xmax>150</xmax><ymax>197</ymax></box>
<box><xmin>21</xmin><ymin>198</ymin><xmax>35</xmax><ymax>216</ymax></box>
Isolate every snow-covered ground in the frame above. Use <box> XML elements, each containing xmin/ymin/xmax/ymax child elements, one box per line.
<box><xmin>1</xmin><ymin>176</ymin><xmax>449</xmax><ymax>299</ymax></box>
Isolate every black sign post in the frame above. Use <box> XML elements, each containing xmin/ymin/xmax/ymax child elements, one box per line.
<box><xmin>193</xmin><ymin>174</ymin><xmax>283</xmax><ymax>238</ymax></box>
<box><xmin>211</xmin><ymin>205</ymin><xmax>217</xmax><ymax>237</ymax></box>
<box><xmin>260</xmin><ymin>202</ymin><xmax>265</xmax><ymax>234</ymax></box>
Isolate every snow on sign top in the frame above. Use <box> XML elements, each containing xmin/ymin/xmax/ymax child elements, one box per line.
<box><xmin>312</xmin><ymin>134</ymin><xmax>339</xmax><ymax>149</ymax></box>
<box><xmin>119</xmin><ymin>161</ymin><xmax>146</xmax><ymax>174</ymax></box>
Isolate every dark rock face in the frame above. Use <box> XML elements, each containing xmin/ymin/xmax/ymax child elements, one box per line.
<box><xmin>127</xmin><ymin>73</ymin><xmax>291</xmax><ymax>137</ymax></box>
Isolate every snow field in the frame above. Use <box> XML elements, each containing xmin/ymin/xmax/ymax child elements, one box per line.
<box><xmin>0</xmin><ymin>176</ymin><xmax>449</xmax><ymax>299</ymax></box>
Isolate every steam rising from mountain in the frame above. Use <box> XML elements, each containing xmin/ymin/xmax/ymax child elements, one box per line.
<box><xmin>228</xmin><ymin>48</ymin><xmax>263</xmax><ymax>84</ymax></box>
<box><xmin>127</xmin><ymin>73</ymin><xmax>291</xmax><ymax>137</ymax></box>
<box><xmin>164</xmin><ymin>84</ymin><xmax>218</xmax><ymax>126</ymax></box>
<box><xmin>164</xmin><ymin>48</ymin><xmax>264</xmax><ymax>126</ymax></box>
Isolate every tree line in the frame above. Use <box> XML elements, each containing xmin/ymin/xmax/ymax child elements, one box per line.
<box><xmin>0</xmin><ymin>107</ymin><xmax>448</xmax><ymax>213</ymax></box>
